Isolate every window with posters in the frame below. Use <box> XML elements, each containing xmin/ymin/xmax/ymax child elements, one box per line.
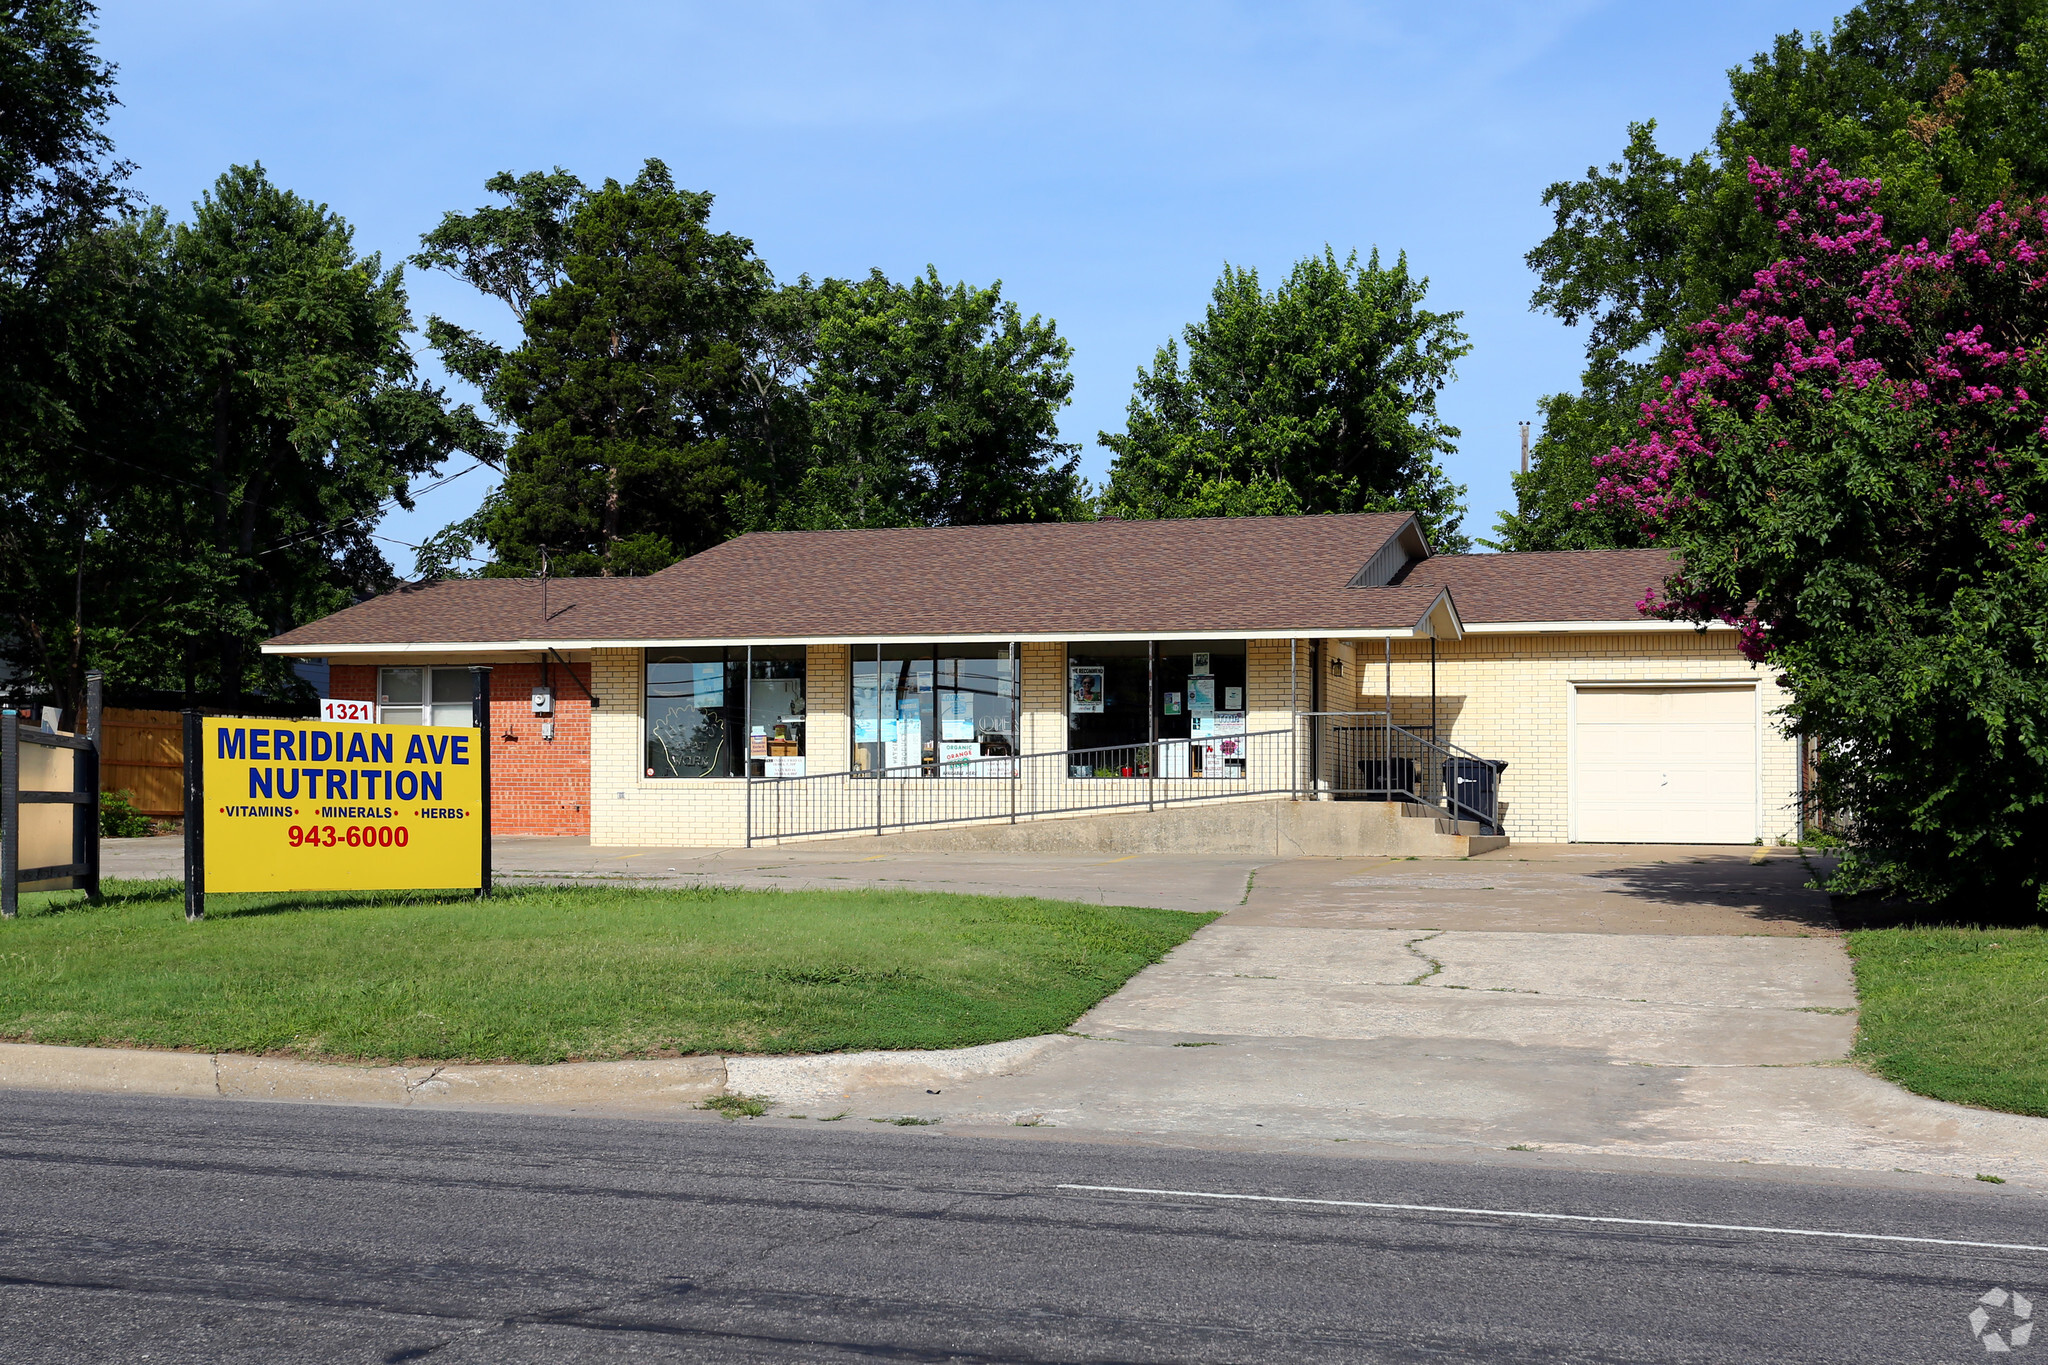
<box><xmin>852</xmin><ymin>644</ymin><xmax>1017</xmax><ymax>777</ymax></box>
<box><xmin>1066</xmin><ymin>640</ymin><xmax>1246</xmax><ymax>778</ymax></box>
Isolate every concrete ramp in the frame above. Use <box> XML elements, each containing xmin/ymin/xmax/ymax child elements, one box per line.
<box><xmin>767</xmin><ymin>797</ymin><xmax>1506</xmax><ymax>858</ymax></box>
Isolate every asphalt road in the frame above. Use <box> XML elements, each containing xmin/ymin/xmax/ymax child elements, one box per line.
<box><xmin>1</xmin><ymin>1091</ymin><xmax>2042</xmax><ymax>1363</ymax></box>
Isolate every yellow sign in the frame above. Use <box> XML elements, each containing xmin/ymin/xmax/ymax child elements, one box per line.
<box><xmin>201</xmin><ymin>718</ymin><xmax>485</xmax><ymax>893</ymax></box>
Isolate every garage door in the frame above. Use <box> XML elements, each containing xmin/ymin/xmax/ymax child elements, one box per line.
<box><xmin>1573</xmin><ymin>685</ymin><xmax>1757</xmax><ymax>843</ymax></box>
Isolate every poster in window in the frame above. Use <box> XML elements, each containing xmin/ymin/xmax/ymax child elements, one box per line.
<box><xmin>1187</xmin><ymin>676</ymin><xmax>1216</xmax><ymax>713</ymax></box>
<box><xmin>938</xmin><ymin>740</ymin><xmax>978</xmax><ymax>775</ymax></box>
<box><xmin>940</xmin><ymin>691</ymin><xmax>976</xmax><ymax>741</ymax></box>
<box><xmin>852</xmin><ymin>678</ymin><xmax>880</xmax><ymax>743</ymax></box>
<box><xmin>1224</xmin><ymin>686</ymin><xmax>1243</xmax><ymax>711</ymax></box>
<box><xmin>885</xmin><ymin>717</ymin><xmax>919</xmax><ymax>771</ymax></box>
<box><xmin>1069</xmin><ymin>666</ymin><xmax>1105</xmax><ymax>713</ymax></box>
<box><xmin>1162</xmin><ymin>691</ymin><xmax>1181</xmax><ymax>716</ymax></box>
<box><xmin>1192</xmin><ymin>652</ymin><xmax>1211</xmax><ymax>675</ymax></box>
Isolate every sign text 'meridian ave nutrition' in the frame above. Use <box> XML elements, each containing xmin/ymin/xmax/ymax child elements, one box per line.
<box><xmin>201</xmin><ymin>719</ymin><xmax>485</xmax><ymax>893</ymax></box>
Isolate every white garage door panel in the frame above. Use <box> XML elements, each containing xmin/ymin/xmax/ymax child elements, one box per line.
<box><xmin>1574</xmin><ymin>687</ymin><xmax>1757</xmax><ymax>843</ymax></box>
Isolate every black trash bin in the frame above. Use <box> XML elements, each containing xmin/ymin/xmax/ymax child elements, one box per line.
<box><xmin>1358</xmin><ymin>757</ymin><xmax>1418</xmax><ymax>800</ymax></box>
<box><xmin>1441</xmin><ymin>758</ymin><xmax>1506</xmax><ymax>828</ymax></box>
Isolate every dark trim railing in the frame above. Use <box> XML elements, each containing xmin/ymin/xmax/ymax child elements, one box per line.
<box><xmin>746</xmin><ymin>727</ymin><xmax>1295</xmax><ymax>845</ymax></box>
<box><xmin>1299</xmin><ymin>710</ymin><xmax>1504</xmax><ymax>834</ymax></box>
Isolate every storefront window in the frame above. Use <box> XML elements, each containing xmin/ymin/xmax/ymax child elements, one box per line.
<box><xmin>1066</xmin><ymin>640</ymin><xmax>1247</xmax><ymax>778</ymax></box>
<box><xmin>378</xmin><ymin>667</ymin><xmax>475</xmax><ymax>727</ymax></box>
<box><xmin>742</xmin><ymin>646</ymin><xmax>807</xmax><ymax>777</ymax></box>
<box><xmin>1065</xmin><ymin>644</ymin><xmax>1150</xmax><ymax>771</ymax></box>
<box><xmin>852</xmin><ymin>644</ymin><xmax>1017</xmax><ymax>776</ymax></box>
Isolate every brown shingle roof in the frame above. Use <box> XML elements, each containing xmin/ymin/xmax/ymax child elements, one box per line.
<box><xmin>264</xmin><ymin>517</ymin><xmax>1682</xmax><ymax>652</ymax></box>
<box><xmin>1398</xmin><ymin>548</ymin><xmax>1678</xmax><ymax>623</ymax></box>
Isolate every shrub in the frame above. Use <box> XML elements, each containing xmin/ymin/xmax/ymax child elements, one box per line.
<box><xmin>99</xmin><ymin>790</ymin><xmax>153</xmax><ymax>839</ymax></box>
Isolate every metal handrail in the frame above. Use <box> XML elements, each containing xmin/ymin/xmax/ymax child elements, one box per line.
<box><xmin>746</xmin><ymin>727</ymin><xmax>1295</xmax><ymax>845</ymax></box>
<box><xmin>1296</xmin><ymin>710</ymin><xmax>1504</xmax><ymax>834</ymax></box>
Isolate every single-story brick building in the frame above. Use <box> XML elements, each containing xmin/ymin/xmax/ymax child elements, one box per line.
<box><xmin>265</xmin><ymin>513</ymin><xmax>1800</xmax><ymax>848</ymax></box>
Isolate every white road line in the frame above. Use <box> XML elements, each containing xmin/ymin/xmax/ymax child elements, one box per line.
<box><xmin>1055</xmin><ymin>1185</ymin><xmax>2048</xmax><ymax>1254</ymax></box>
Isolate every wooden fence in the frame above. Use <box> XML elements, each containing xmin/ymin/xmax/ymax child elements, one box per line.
<box><xmin>100</xmin><ymin>708</ymin><xmax>184</xmax><ymax>818</ymax></box>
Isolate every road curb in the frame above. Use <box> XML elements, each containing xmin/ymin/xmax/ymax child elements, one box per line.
<box><xmin>726</xmin><ymin>1035</ymin><xmax>1075</xmax><ymax>1103</ymax></box>
<box><xmin>0</xmin><ymin>1036</ymin><xmax>1073</xmax><ymax>1111</ymax></box>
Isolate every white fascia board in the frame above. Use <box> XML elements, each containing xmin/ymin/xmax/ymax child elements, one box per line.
<box><xmin>1460</xmin><ymin>618</ymin><xmax>1735</xmax><ymax>635</ymax></box>
<box><xmin>267</xmin><ymin>627</ymin><xmax>1367</xmax><ymax>656</ymax></box>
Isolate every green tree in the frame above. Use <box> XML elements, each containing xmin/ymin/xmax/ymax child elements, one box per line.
<box><xmin>1100</xmin><ymin>249</ymin><xmax>1470</xmax><ymax>551</ymax></box>
<box><xmin>737</xmin><ymin>268</ymin><xmax>1083</xmax><ymax>531</ymax></box>
<box><xmin>164</xmin><ymin>164</ymin><xmax>481</xmax><ymax>696</ymax></box>
<box><xmin>419</xmin><ymin>169</ymin><xmax>1085</xmax><ymax>569</ymax></box>
<box><xmin>1503</xmin><ymin>0</ymin><xmax>2048</xmax><ymax>550</ymax></box>
<box><xmin>419</xmin><ymin>160</ymin><xmax>767</xmax><ymax>576</ymax></box>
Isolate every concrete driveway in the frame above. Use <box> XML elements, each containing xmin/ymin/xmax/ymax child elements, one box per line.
<box><xmin>756</xmin><ymin>846</ymin><xmax>2047</xmax><ymax>1182</ymax></box>
<box><xmin>95</xmin><ymin>836</ymin><xmax>2048</xmax><ymax>1180</ymax></box>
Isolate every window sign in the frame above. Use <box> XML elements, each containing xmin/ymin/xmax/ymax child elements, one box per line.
<box><xmin>1162</xmin><ymin>692</ymin><xmax>1182</xmax><ymax>716</ymax></box>
<box><xmin>940</xmin><ymin>690</ymin><xmax>976</xmax><ymax>741</ymax></box>
<box><xmin>1192</xmin><ymin>652</ymin><xmax>1211</xmax><ymax>675</ymax></box>
<box><xmin>1225</xmin><ymin>685</ymin><xmax>1244</xmax><ymax>711</ymax></box>
<box><xmin>1069</xmin><ymin>667</ymin><xmax>1105</xmax><ymax>713</ymax></box>
<box><xmin>1187</xmin><ymin>676</ymin><xmax>1217</xmax><ymax>713</ymax></box>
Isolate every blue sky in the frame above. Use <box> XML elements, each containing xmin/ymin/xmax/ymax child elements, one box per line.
<box><xmin>94</xmin><ymin>0</ymin><xmax>1845</xmax><ymax>565</ymax></box>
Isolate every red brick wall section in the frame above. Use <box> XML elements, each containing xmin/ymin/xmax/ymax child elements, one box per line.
<box><xmin>327</xmin><ymin>661</ymin><xmax>592</xmax><ymax>837</ymax></box>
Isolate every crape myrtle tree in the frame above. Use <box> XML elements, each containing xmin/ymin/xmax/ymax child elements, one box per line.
<box><xmin>1099</xmin><ymin>248</ymin><xmax>1471</xmax><ymax>552</ymax></box>
<box><xmin>1587</xmin><ymin>150</ymin><xmax>2048</xmax><ymax>912</ymax></box>
<box><xmin>1501</xmin><ymin>0</ymin><xmax>2048</xmax><ymax>552</ymax></box>
<box><xmin>416</xmin><ymin>167</ymin><xmax>1085</xmax><ymax>577</ymax></box>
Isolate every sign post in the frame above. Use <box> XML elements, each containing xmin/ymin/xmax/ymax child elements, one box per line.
<box><xmin>183</xmin><ymin>709</ymin><xmax>203</xmax><ymax>921</ymax></box>
<box><xmin>471</xmin><ymin>666</ymin><xmax>492</xmax><ymax>899</ymax></box>
<box><xmin>180</xmin><ymin>707</ymin><xmax>490</xmax><ymax>915</ymax></box>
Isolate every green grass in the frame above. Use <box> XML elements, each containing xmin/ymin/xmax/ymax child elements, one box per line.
<box><xmin>0</xmin><ymin>879</ymin><xmax>1211</xmax><ymax>1066</ymax></box>
<box><xmin>1846</xmin><ymin>926</ymin><xmax>2048</xmax><ymax>1117</ymax></box>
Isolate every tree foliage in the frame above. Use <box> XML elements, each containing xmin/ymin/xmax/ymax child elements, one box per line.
<box><xmin>0</xmin><ymin>0</ymin><xmax>129</xmax><ymax>282</ymax></box>
<box><xmin>1</xmin><ymin>164</ymin><xmax>481</xmax><ymax>720</ymax></box>
<box><xmin>1501</xmin><ymin>0</ymin><xmax>2048</xmax><ymax>550</ymax></box>
<box><xmin>1100</xmin><ymin>249</ymin><xmax>1470</xmax><ymax>551</ymax></box>
<box><xmin>1587</xmin><ymin>150</ymin><xmax>2048</xmax><ymax>911</ymax></box>
<box><xmin>416</xmin><ymin>166</ymin><xmax>1084</xmax><ymax>574</ymax></box>
<box><xmin>735</xmin><ymin>268</ymin><xmax>1082</xmax><ymax>532</ymax></box>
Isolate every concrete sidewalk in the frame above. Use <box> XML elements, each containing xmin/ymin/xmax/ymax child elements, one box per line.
<box><xmin>100</xmin><ymin>833</ymin><xmax>1267</xmax><ymax>913</ymax></box>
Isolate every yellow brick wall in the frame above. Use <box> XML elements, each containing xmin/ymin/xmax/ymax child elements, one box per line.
<box><xmin>583</xmin><ymin>632</ymin><xmax>1795</xmax><ymax>848</ymax></box>
<box><xmin>1356</xmin><ymin>631</ymin><xmax>1799</xmax><ymax>844</ymax></box>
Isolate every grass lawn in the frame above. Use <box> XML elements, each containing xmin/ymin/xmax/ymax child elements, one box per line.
<box><xmin>1847</xmin><ymin>926</ymin><xmax>2048</xmax><ymax>1118</ymax></box>
<box><xmin>0</xmin><ymin>879</ymin><xmax>1212</xmax><ymax>1065</ymax></box>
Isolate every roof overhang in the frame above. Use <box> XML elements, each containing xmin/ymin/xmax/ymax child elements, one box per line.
<box><xmin>266</xmin><ymin>626</ymin><xmax>1424</xmax><ymax>656</ymax></box>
